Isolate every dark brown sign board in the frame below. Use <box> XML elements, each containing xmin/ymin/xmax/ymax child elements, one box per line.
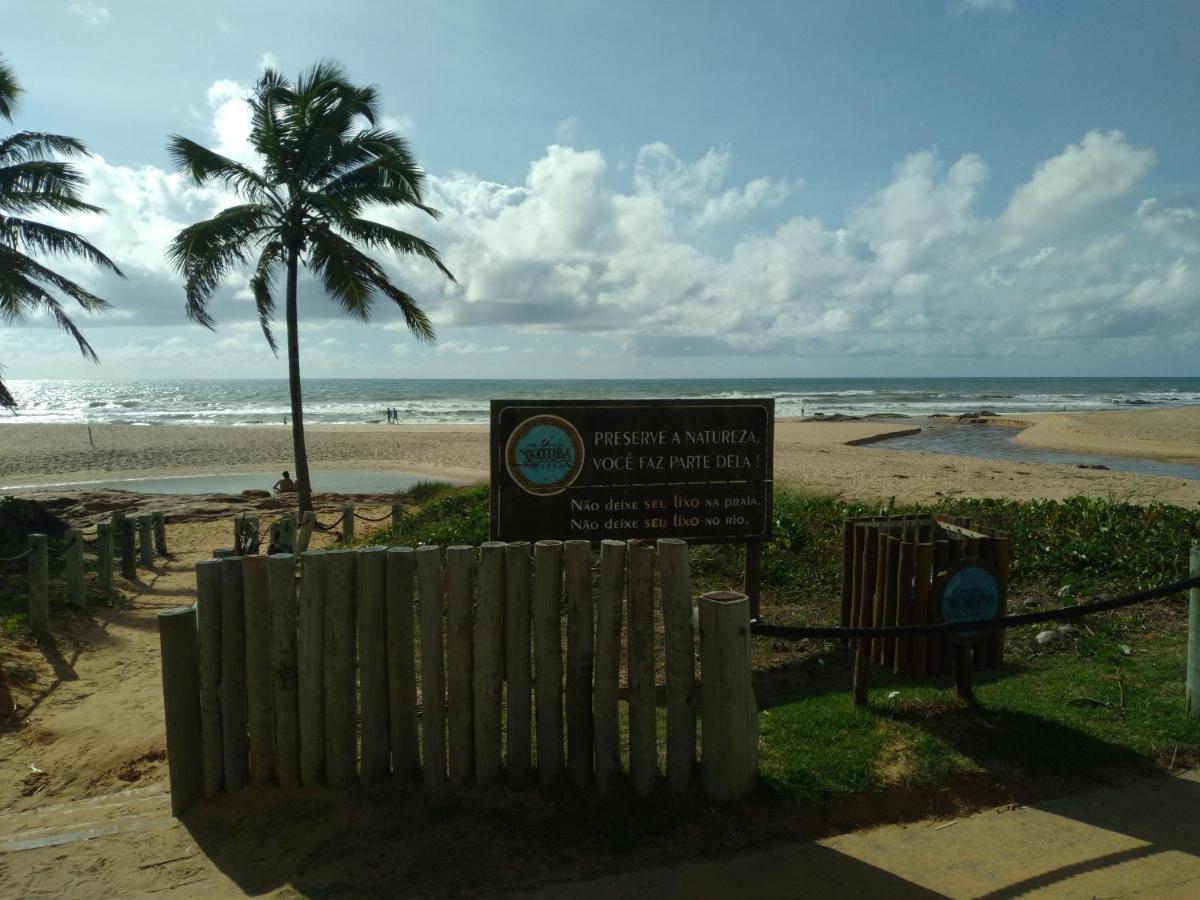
<box><xmin>490</xmin><ymin>399</ymin><xmax>774</xmax><ymax>543</ymax></box>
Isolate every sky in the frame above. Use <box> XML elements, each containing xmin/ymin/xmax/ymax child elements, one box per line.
<box><xmin>2</xmin><ymin>0</ymin><xmax>1199</xmax><ymax>380</ymax></box>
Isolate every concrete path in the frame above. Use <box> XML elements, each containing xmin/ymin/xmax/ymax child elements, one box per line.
<box><xmin>519</xmin><ymin>770</ymin><xmax>1200</xmax><ymax>899</ymax></box>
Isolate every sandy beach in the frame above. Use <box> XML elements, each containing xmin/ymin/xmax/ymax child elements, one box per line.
<box><xmin>2</xmin><ymin>407</ymin><xmax>1199</xmax><ymax>506</ymax></box>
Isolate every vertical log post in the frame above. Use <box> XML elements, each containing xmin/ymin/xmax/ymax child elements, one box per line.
<box><xmin>594</xmin><ymin>539</ymin><xmax>625</xmax><ymax>798</ymax></box>
<box><xmin>138</xmin><ymin>515</ymin><xmax>155</xmax><ymax>568</ymax></box>
<box><xmin>323</xmin><ymin>549</ymin><xmax>358</xmax><ymax>788</ymax></box>
<box><xmin>504</xmin><ymin>542</ymin><xmax>533</xmax><ymax>789</ymax></box>
<box><xmin>911</xmin><ymin>542</ymin><xmax>933</xmax><ymax>678</ymax></box>
<box><xmin>894</xmin><ymin>538</ymin><xmax>914</xmax><ymax>676</ymax></box>
<box><xmin>988</xmin><ymin>533</ymin><xmax>1011</xmax><ymax>667</ymax></box>
<box><xmin>1188</xmin><ymin>540</ymin><xmax>1200</xmax><ymax>717</ymax></box>
<box><xmin>475</xmin><ymin>542</ymin><xmax>505</xmax><ymax>788</ymax></box>
<box><xmin>28</xmin><ymin>534</ymin><xmax>49</xmax><ymax>633</ymax></box>
<box><xmin>852</xmin><ymin>525</ymin><xmax>878</xmax><ymax>709</ymax></box>
<box><xmin>195</xmin><ymin>560</ymin><xmax>224</xmax><ymax>798</ymax></box>
<box><xmin>96</xmin><ymin>522</ymin><xmax>113</xmax><ymax>598</ymax></box>
<box><xmin>391</xmin><ymin>502</ymin><xmax>404</xmax><ymax>532</ymax></box>
<box><xmin>445</xmin><ymin>545</ymin><xmax>476</xmax><ymax>788</ymax></box>
<box><xmin>659</xmin><ymin>538</ymin><xmax>696</xmax><ymax>799</ymax></box>
<box><xmin>358</xmin><ymin>547</ymin><xmax>390</xmax><ymax>785</ymax></box>
<box><xmin>65</xmin><ymin>529</ymin><xmax>85</xmax><ymax>610</ymax></box>
<box><xmin>219</xmin><ymin>557</ymin><xmax>249</xmax><ymax>791</ymax></box>
<box><xmin>298</xmin><ymin>551</ymin><xmax>326</xmax><ymax>786</ymax></box>
<box><xmin>955</xmin><ymin>644</ymin><xmax>975</xmax><ymax>702</ymax></box>
<box><xmin>626</xmin><ymin>539</ymin><xmax>657</xmax><ymax>796</ymax></box>
<box><xmin>159</xmin><ymin>606</ymin><xmax>203</xmax><ymax>816</ymax></box>
<box><xmin>881</xmin><ymin>536</ymin><xmax>899</xmax><ymax>669</ymax></box>
<box><xmin>744</xmin><ymin>541</ymin><xmax>763</xmax><ymax>621</ymax></box>
<box><xmin>533</xmin><ymin>540</ymin><xmax>564</xmax><ymax>789</ymax></box>
<box><xmin>699</xmin><ymin>591</ymin><xmax>758</xmax><ymax>803</ymax></box>
<box><xmin>242</xmin><ymin>556</ymin><xmax>276</xmax><ymax>785</ymax></box>
<box><xmin>564</xmin><ymin>539</ymin><xmax>594</xmax><ymax>790</ymax></box>
<box><xmin>871</xmin><ymin>532</ymin><xmax>888</xmax><ymax>663</ymax></box>
<box><xmin>119</xmin><ymin>515</ymin><xmax>136</xmax><ymax>579</ymax></box>
<box><xmin>932</xmin><ymin>538</ymin><xmax>950</xmax><ymax>675</ymax></box>
<box><xmin>415</xmin><ymin>545</ymin><xmax>446</xmax><ymax>787</ymax></box>
<box><xmin>269</xmin><ymin>553</ymin><xmax>300</xmax><ymax>787</ymax></box>
<box><xmin>153</xmin><ymin>512</ymin><xmax>168</xmax><ymax>556</ymax></box>
<box><xmin>341</xmin><ymin>505</ymin><xmax>355</xmax><ymax>544</ymax></box>
<box><xmin>840</xmin><ymin>520</ymin><xmax>854</xmax><ymax>641</ymax></box>
<box><xmin>386</xmin><ymin>547</ymin><xmax>420</xmax><ymax>781</ymax></box>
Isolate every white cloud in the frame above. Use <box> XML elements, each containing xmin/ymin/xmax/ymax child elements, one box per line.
<box><xmin>69</xmin><ymin>2</ymin><xmax>109</xmax><ymax>25</ymax></box>
<box><xmin>259</xmin><ymin>52</ymin><xmax>280</xmax><ymax>72</ymax></box>
<box><xmin>949</xmin><ymin>0</ymin><xmax>1015</xmax><ymax>15</ymax></box>
<box><xmin>555</xmin><ymin>116</ymin><xmax>578</xmax><ymax>143</ymax></box>
<box><xmin>1137</xmin><ymin>198</ymin><xmax>1200</xmax><ymax>254</ymax></box>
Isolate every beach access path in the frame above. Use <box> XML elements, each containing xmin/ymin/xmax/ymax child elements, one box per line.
<box><xmin>3</xmin><ymin>408</ymin><xmax>1200</xmax><ymax>506</ymax></box>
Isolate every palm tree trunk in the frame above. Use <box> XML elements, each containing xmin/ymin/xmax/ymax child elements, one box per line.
<box><xmin>285</xmin><ymin>246</ymin><xmax>313</xmax><ymax>513</ymax></box>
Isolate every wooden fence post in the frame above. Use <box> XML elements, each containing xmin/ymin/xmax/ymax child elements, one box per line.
<box><xmin>159</xmin><ymin>606</ymin><xmax>204</xmax><ymax>816</ymax></box>
<box><xmin>65</xmin><ymin>529</ymin><xmax>85</xmax><ymax>610</ymax></box>
<box><xmin>565</xmin><ymin>539</ymin><xmax>594</xmax><ymax>790</ymax></box>
<box><xmin>1188</xmin><ymin>540</ymin><xmax>1200</xmax><ymax>718</ymax></box>
<box><xmin>269</xmin><ymin>553</ymin><xmax>300</xmax><ymax>787</ymax></box>
<box><xmin>594</xmin><ymin>539</ymin><xmax>625</xmax><ymax>798</ymax></box>
<box><xmin>659</xmin><ymin>538</ymin><xmax>696</xmax><ymax>799</ymax></box>
<box><xmin>96</xmin><ymin>522</ymin><xmax>113</xmax><ymax>598</ymax></box>
<box><xmin>242</xmin><ymin>556</ymin><xmax>276</xmax><ymax>785</ymax></box>
<box><xmin>219</xmin><ymin>557</ymin><xmax>249</xmax><ymax>791</ymax></box>
<box><xmin>28</xmin><ymin>534</ymin><xmax>49</xmax><ymax>633</ymax></box>
<box><xmin>533</xmin><ymin>540</ymin><xmax>564</xmax><ymax>788</ymax></box>
<box><xmin>626</xmin><ymin>539</ymin><xmax>657</xmax><ymax>797</ymax></box>
<box><xmin>445</xmin><ymin>545</ymin><xmax>475</xmax><ymax>788</ymax></box>
<box><xmin>386</xmin><ymin>547</ymin><xmax>420</xmax><ymax>781</ymax></box>
<box><xmin>504</xmin><ymin>542</ymin><xmax>532</xmax><ymax>789</ymax></box>
<box><xmin>195</xmin><ymin>560</ymin><xmax>224</xmax><ymax>798</ymax></box>
<box><xmin>475</xmin><ymin>542</ymin><xmax>505</xmax><ymax>788</ymax></box>
<box><xmin>358</xmin><ymin>547</ymin><xmax>390</xmax><ymax>785</ymax></box>
<box><xmin>416</xmin><ymin>545</ymin><xmax>447</xmax><ymax>787</ymax></box>
<box><xmin>699</xmin><ymin>591</ymin><xmax>758</xmax><ymax>803</ymax></box>
<box><xmin>298</xmin><ymin>551</ymin><xmax>326</xmax><ymax>786</ymax></box>
<box><xmin>341</xmin><ymin>505</ymin><xmax>355</xmax><ymax>544</ymax></box>
<box><xmin>323</xmin><ymin>549</ymin><xmax>359</xmax><ymax>788</ymax></box>
<box><xmin>118</xmin><ymin>516</ymin><xmax>136</xmax><ymax>579</ymax></box>
<box><xmin>153</xmin><ymin>512</ymin><xmax>168</xmax><ymax>556</ymax></box>
<box><xmin>138</xmin><ymin>515</ymin><xmax>155</xmax><ymax>568</ymax></box>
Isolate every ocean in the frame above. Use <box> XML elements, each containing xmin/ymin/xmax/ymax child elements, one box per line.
<box><xmin>3</xmin><ymin>377</ymin><xmax>1199</xmax><ymax>427</ymax></box>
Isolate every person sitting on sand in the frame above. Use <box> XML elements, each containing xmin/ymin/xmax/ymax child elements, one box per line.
<box><xmin>273</xmin><ymin>470</ymin><xmax>297</xmax><ymax>493</ymax></box>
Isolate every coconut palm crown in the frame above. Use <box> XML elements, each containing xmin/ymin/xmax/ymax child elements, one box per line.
<box><xmin>167</xmin><ymin>61</ymin><xmax>455</xmax><ymax>513</ymax></box>
<box><xmin>0</xmin><ymin>55</ymin><xmax>123</xmax><ymax>409</ymax></box>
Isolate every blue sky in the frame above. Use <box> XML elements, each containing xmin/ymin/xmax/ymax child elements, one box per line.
<box><xmin>3</xmin><ymin>0</ymin><xmax>1198</xmax><ymax>379</ymax></box>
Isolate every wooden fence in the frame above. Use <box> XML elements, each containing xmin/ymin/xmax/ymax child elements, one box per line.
<box><xmin>159</xmin><ymin>538</ymin><xmax>757</xmax><ymax>815</ymax></box>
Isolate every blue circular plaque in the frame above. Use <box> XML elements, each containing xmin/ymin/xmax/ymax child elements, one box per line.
<box><xmin>935</xmin><ymin>558</ymin><xmax>1002</xmax><ymax>644</ymax></box>
<box><xmin>505</xmin><ymin>414</ymin><xmax>585</xmax><ymax>495</ymax></box>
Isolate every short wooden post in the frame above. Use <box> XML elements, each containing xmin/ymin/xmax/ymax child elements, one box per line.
<box><xmin>744</xmin><ymin>541</ymin><xmax>763</xmax><ymax>620</ymax></box>
<box><xmin>138</xmin><ymin>515</ymin><xmax>155</xmax><ymax>568</ymax></box>
<box><xmin>282</xmin><ymin>517</ymin><xmax>297</xmax><ymax>554</ymax></box>
<box><xmin>594</xmin><ymin>539</ymin><xmax>625</xmax><ymax>798</ymax></box>
<box><xmin>386</xmin><ymin>547</ymin><xmax>420</xmax><ymax>780</ymax></box>
<box><xmin>1188</xmin><ymin>540</ymin><xmax>1200</xmax><ymax>717</ymax></box>
<box><xmin>358</xmin><ymin>547</ymin><xmax>390</xmax><ymax>785</ymax></box>
<box><xmin>445</xmin><ymin>545</ymin><xmax>475</xmax><ymax>788</ymax></box>
<box><xmin>659</xmin><ymin>538</ymin><xmax>696</xmax><ymax>799</ymax></box>
<box><xmin>295</xmin><ymin>511</ymin><xmax>316</xmax><ymax>555</ymax></box>
<box><xmin>911</xmin><ymin>542</ymin><xmax>933</xmax><ymax>678</ymax></box>
<box><xmin>871</xmin><ymin>532</ymin><xmax>888</xmax><ymax>662</ymax></box>
<box><xmin>504</xmin><ymin>542</ymin><xmax>532</xmax><ymax>789</ymax></box>
<box><xmin>153</xmin><ymin>512</ymin><xmax>168</xmax><ymax>556</ymax></box>
<box><xmin>195</xmin><ymin>560</ymin><xmax>224</xmax><ymax>798</ymax></box>
<box><xmin>564</xmin><ymin>539</ymin><xmax>594</xmax><ymax>790</ymax></box>
<box><xmin>118</xmin><ymin>515</ymin><xmax>136</xmax><ymax>579</ymax></box>
<box><xmin>268</xmin><ymin>553</ymin><xmax>300</xmax><ymax>787</ymax></box>
<box><xmin>65</xmin><ymin>529</ymin><xmax>85</xmax><ymax>610</ymax></box>
<box><xmin>242</xmin><ymin>556</ymin><xmax>276</xmax><ymax>784</ymax></box>
<box><xmin>988</xmin><ymin>534</ymin><xmax>1011</xmax><ymax>667</ymax></box>
<box><xmin>533</xmin><ymin>540</ymin><xmax>564</xmax><ymax>788</ymax></box>
<box><xmin>298</xmin><ymin>551</ymin><xmax>326</xmax><ymax>786</ymax></box>
<box><xmin>894</xmin><ymin>539</ymin><xmax>914</xmax><ymax>675</ymax></box>
<box><xmin>852</xmin><ymin>526</ymin><xmax>878</xmax><ymax>709</ymax></box>
<box><xmin>159</xmin><ymin>606</ymin><xmax>204</xmax><ymax>816</ymax></box>
<box><xmin>881</xmin><ymin>536</ymin><xmax>899</xmax><ymax>669</ymax></box>
<box><xmin>96</xmin><ymin>523</ymin><xmax>113</xmax><ymax>598</ymax></box>
<box><xmin>219</xmin><ymin>557</ymin><xmax>249</xmax><ymax>791</ymax></box>
<box><xmin>840</xmin><ymin>521</ymin><xmax>854</xmax><ymax>637</ymax></box>
<box><xmin>699</xmin><ymin>591</ymin><xmax>758</xmax><ymax>803</ymax></box>
<box><xmin>416</xmin><ymin>545</ymin><xmax>447</xmax><ymax>787</ymax></box>
<box><xmin>474</xmin><ymin>542</ymin><xmax>505</xmax><ymax>788</ymax></box>
<box><xmin>341</xmin><ymin>505</ymin><xmax>355</xmax><ymax>544</ymax></box>
<box><xmin>28</xmin><ymin>534</ymin><xmax>49</xmax><ymax>633</ymax></box>
<box><xmin>626</xmin><ymin>539</ymin><xmax>657</xmax><ymax>797</ymax></box>
<box><xmin>391</xmin><ymin>502</ymin><xmax>403</xmax><ymax>531</ymax></box>
<box><xmin>955</xmin><ymin>644</ymin><xmax>974</xmax><ymax>702</ymax></box>
<box><xmin>323</xmin><ymin>549</ymin><xmax>358</xmax><ymax>788</ymax></box>
<box><xmin>268</xmin><ymin>521</ymin><xmax>289</xmax><ymax>553</ymax></box>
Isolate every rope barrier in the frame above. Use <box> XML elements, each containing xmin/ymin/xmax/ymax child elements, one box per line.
<box><xmin>353</xmin><ymin>511</ymin><xmax>395</xmax><ymax>523</ymax></box>
<box><xmin>751</xmin><ymin>574</ymin><xmax>1200</xmax><ymax>642</ymax></box>
<box><xmin>312</xmin><ymin>517</ymin><xmax>340</xmax><ymax>532</ymax></box>
<box><xmin>0</xmin><ymin>548</ymin><xmax>33</xmax><ymax>564</ymax></box>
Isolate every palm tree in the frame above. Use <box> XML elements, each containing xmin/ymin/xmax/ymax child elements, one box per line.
<box><xmin>0</xmin><ymin>55</ymin><xmax>123</xmax><ymax>409</ymax></box>
<box><xmin>168</xmin><ymin>61</ymin><xmax>454</xmax><ymax>513</ymax></box>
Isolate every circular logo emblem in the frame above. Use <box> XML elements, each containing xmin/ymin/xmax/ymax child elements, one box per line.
<box><xmin>505</xmin><ymin>415</ymin><xmax>585</xmax><ymax>495</ymax></box>
<box><xmin>935</xmin><ymin>558</ymin><xmax>1002</xmax><ymax>644</ymax></box>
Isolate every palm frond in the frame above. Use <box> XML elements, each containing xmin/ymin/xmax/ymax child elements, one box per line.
<box><xmin>0</xmin><ymin>56</ymin><xmax>21</xmax><ymax>123</ymax></box>
<box><xmin>375</xmin><ymin>279</ymin><xmax>436</xmax><ymax>344</ymax></box>
<box><xmin>335</xmin><ymin>217</ymin><xmax>455</xmax><ymax>283</ymax></box>
<box><xmin>0</xmin><ymin>160</ymin><xmax>96</xmax><ymax>214</ymax></box>
<box><xmin>3</xmin><ymin>217</ymin><xmax>124</xmax><ymax>276</ymax></box>
<box><xmin>0</xmin><ymin>131</ymin><xmax>90</xmax><ymax>164</ymax></box>
<box><xmin>165</xmin><ymin>204</ymin><xmax>272</xmax><ymax>327</ymax></box>
<box><xmin>0</xmin><ymin>246</ymin><xmax>110</xmax><ymax>315</ymax></box>
<box><xmin>305</xmin><ymin>226</ymin><xmax>380</xmax><ymax>319</ymax></box>
<box><xmin>166</xmin><ymin>137</ymin><xmax>277</xmax><ymax>205</ymax></box>
<box><xmin>250</xmin><ymin>239</ymin><xmax>284</xmax><ymax>355</ymax></box>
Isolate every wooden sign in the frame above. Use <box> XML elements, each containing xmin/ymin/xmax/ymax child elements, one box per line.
<box><xmin>934</xmin><ymin>557</ymin><xmax>1003</xmax><ymax>644</ymax></box>
<box><xmin>490</xmin><ymin>399</ymin><xmax>774</xmax><ymax>542</ymax></box>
